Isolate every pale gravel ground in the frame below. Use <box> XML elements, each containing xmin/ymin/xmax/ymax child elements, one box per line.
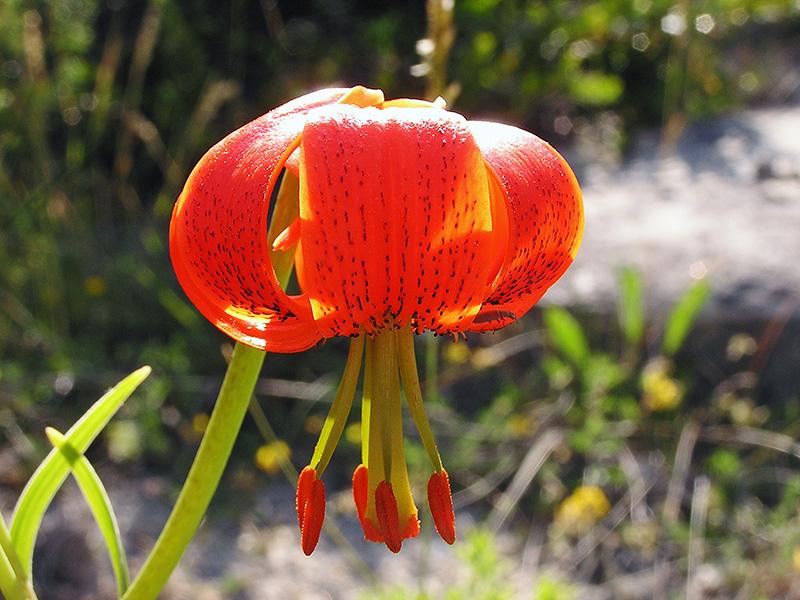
<box><xmin>552</xmin><ymin>105</ymin><xmax>800</xmax><ymax>318</ymax></box>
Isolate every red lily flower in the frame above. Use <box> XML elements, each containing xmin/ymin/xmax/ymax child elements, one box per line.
<box><xmin>170</xmin><ymin>86</ymin><xmax>583</xmax><ymax>555</ymax></box>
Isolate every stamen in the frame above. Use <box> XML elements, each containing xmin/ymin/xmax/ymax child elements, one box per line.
<box><xmin>396</xmin><ymin>327</ymin><xmax>443</xmax><ymax>472</ymax></box>
<box><xmin>427</xmin><ymin>470</ymin><xmax>456</xmax><ymax>544</ymax></box>
<box><xmin>375</xmin><ymin>481</ymin><xmax>402</xmax><ymax>553</ymax></box>
<box><xmin>296</xmin><ymin>466</ymin><xmax>326</xmax><ymax>555</ymax></box>
<box><xmin>373</xmin><ymin>330</ymin><xmax>395</xmax><ymax>479</ymax></box>
<box><xmin>360</xmin><ymin>331</ymin><xmax>419</xmax><ymax>549</ymax></box>
<box><xmin>267</xmin><ymin>169</ymin><xmax>300</xmax><ymax>290</ymax></box>
<box><xmin>352</xmin><ymin>464</ymin><xmax>369</xmax><ymax>529</ymax></box>
<box><xmin>309</xmin><ymin>335</ymin><xmax>365</xmax><ymax>476</ymax></box>
<box><xmin>296</xmin><ymin>466</ymin><xmax>316</xmax><ymax>531</ymax></box>
<box><xmin>361</xmin><ymin>338</ymin><xmax>373</xmax><ymax>466</ymax></box>
<box><xmin>352</xmin><ymin>464</ymin><xmax>382</xmax><ymax>542</ymax></box>
<box><xmin>365</xmin><ymin>338</ymin><xmax>386</xmax><ymax>516</ymax></box>
<box><xmin>386</xmin><ymin>331</ymin><xmax>417</xmax><ymax>534</ymax></box>
<box><xmin>271</xmin><ymin>217</ymin><xmax>301</xmax><ymax>252</ymax></box>
<box><xmin>301</xmin><ymin>477</ymin><xmax>326</xmax><ymax>555</ymax></box>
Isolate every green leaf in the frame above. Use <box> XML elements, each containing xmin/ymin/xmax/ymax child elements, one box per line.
<box><xmin>0</xmin><ymin>549</ymin><xmax>25</xmax><ymax>600</ymax></box>
<box><xmin>543</xmin><ymin>307</ymin><xmax>590</xmax><ymax>368</ymax></box>
<box><xmin>662</xmin><ymin>280</ymin><xmax>711</xmax><ymax>357</ymax></box>
<box><xmin>568</xmin><ymin>71</ymin><xmax>624</xmax><ymax>106</ymax></box>
<box><xmin>10</xmin><ymin>366</ymin><xmax>151</xmax><ymax>576</ymax></box>
<box><xmin>45</xmin><ymin>428</ymin><xmax>130</xmax><ymax>596</ymax></box>
<box><xmin>0</xmin><ymin>512</ymin><xmax>35</xmax><ymax>600</ymax></box>
<box><xmin>617</xmin><ymin>267</ymin><xmax>644</xmax><ymax>347</ymax></box>
<box><xmin>584</xmin><ymin>353</ymin><xmax>627</xmax><ymax>395</ymax></box>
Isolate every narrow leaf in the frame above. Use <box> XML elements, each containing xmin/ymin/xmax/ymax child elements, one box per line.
<box><xmin>662</xmin><ymin>280</ymin><xmax>711</xmax><ymax>357</ymax></box>
<box><xmin>543</xmin><ymin>307</ymin><xmax>590</xmax><ymax>368</ymax></box>
<box><xmin>0</xmin><ymin>511</ymin><xmax>35</xmax><ymax>600</ymax></box>
<box><xmin>46</xmin><ymin>428</ymin><xmax>130</xmax><ymax>596</ymax></box>
<box><xmin>10</xmin><ymin>366</ymin><xmax>151</xmax><ymax>575</ymax></box>
<box><xmin>0</xmin><ymin>550</ymin><xmax>24</xmax><ymax>600</ymax></box>
<box><xmin>617</xmin><ymin>267</ymin><xmax>644</xmax><ymax>347</ymax></box>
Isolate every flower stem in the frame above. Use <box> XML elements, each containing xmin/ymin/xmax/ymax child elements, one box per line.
<box><xmin>123</xmin><ymin>343</ymin><xmax>265</xmax><ymax>600</ymax></box>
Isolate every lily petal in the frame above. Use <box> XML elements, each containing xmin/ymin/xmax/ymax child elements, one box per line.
<box><xmin>170</xmin><ymin>88</ymin><xmax>356</xmax><ymax>351</ymax></box>
<box><xmin>468</xmin><ymin>121</ymin><xmax>583</xmax><ymax>331</ymax></box>
<box><xmin>295</xmin><ymin>105</ymin><xmax>506</xmax><ymax>338</ymax></box>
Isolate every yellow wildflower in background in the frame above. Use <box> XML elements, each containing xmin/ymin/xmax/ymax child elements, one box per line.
<box><xmin>191</xmin><ymin>412</ymin><xmax>210</xmax><ymax>434</ymax></box>
<box><xmin>641</xmin><ymin>358</ymin><xmax>684</xmax><ymax>412</ymax></box>
<box><xmin>444</xmin><ymin>341</ymin><xmax>471</xmax><ymax>365</ymax></box>
<box><xmin>345</xmin><ymin>422</ymin><xmax>361</xmax><ymax>445</ymax></box>
<box><xmin>255</xmin><ymin>440</ymin><xmax>291</xmax><ymax>475</ymax></box>
<box><xmin>554</xmin><ymin>485</ymin><xmax>611</xmax><ymax>535</ymax></box>
<box><xmin>505</xmin><ymin>414</ymin><xmax>534</xmax><ymax>438</ymax></box>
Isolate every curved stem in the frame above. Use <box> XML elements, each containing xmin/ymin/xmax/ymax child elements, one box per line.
<box><xmin>123</xmin><ymin>343</ymin><xmax>265</xmax><ymax>600</ymax></box>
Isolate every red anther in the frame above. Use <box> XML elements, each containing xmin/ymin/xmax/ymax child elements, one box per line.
<box><xmin>272</xmin><ymin>217</ymin><xmax>301</xmax><ymax>252</ymax></box>
<box><xmin>375</xmin><ymin>480</ymin><xmax>402</xmax><ymax>553</ymax></box>
<box><xmin>300</xmin><ymin>477</ymin><xmax>326</xmax><ymax>555</ymax></box>
<box><xmin>427</xmin><ymin>469</ymin><xmax>456</xmax><ymax>544</ymax></box>
<box><xmin>296</xmin><ymin>466</ymin><xmax>317</xmax><ymax>531</ymax></box>
<box><xmin>352</xmin><ymin>464</ymin><xmax>368</xmax><ymax>524</ymax></box>
<box><xmin>352</xmin><ymin>465</ymin><xmax>385</xmax><ymax>542</ymax></box>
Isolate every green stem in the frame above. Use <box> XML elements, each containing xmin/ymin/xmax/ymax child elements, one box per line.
<box><xmin>123</xmin><ymin>343</ymin><xmax>265</xmax><ymax>600</ymax></box>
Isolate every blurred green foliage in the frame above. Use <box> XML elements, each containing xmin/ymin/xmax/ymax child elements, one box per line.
<box><xmin>454</xmin><ymin>0</ymin><xmax>799</xmax><ymax>131</ymax></box>
<box><xmin>1</xmin><ymin>0</ymin><xmax>797</xmax><ymax>428</ymax></box>
<box><xmin>1</xmin><ymin>2</ymin><xmax>800</xmax><ymax>594</ymax></box>
<box><xmin>364</xmin><ymin>528</ymin><xmax>516</xmax><ymax>600</ymax></box>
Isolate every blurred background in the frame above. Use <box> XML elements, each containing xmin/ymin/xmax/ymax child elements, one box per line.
<box><xmin>1</xmin><ymin>0</ymin><xmax>800</xmax><ymax>598</ymax></box>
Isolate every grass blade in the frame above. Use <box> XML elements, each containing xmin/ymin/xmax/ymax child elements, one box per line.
<box><xmin>0</xmin><ymin>549</ymin><xmax>25</xmax><ymax>600</ymax></box>
<box><xmin>10</xmin><ymin>366</ymin><xmax>151</xmax><ymax>575</ymax></box>
<box><xmin>617</xmin><ymin>267</ymin><xmax>644</xmax><ymax>347</ymax></box>
<box><xmin>543</xmin><ymin>307</ymin><xmax>590</xmax><ymax>369</ymax></box>
<box><xmin>0</xmin><ymin>511</ymin><xmax>36</xmax><ymax>600</ymax></box>
<box><xmin>45</xmin><ymin>428</ymin><xmax>130</xmax><ymax>596</ymax></box>
<box><xmin>662</xmin><ymin>280</ymin><xmax>711</xmax><ymax>357</ymax></box>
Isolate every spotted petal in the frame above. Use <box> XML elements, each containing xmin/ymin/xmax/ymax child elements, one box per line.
<box><xmin>295</xmin><ymin>105</ymin><xmax>507</xmax><ymax>338</ymax></box>
<box><xmin>468</xmin><ymin>121</ymin><xmax>583</xmax><ymax>331</ymax></box>
<box><xmin>170</xmin><ymin>88</ymin><xmax>355</xmax><ymax>351</ymax></box>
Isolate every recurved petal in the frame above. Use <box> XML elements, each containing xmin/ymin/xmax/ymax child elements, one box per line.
<box><xmin>170</xmin><ymin>88</ymin><xmax>355</xmax><ymax>351</ymax></box>
<box><xmin>295</xmin><ymin>104</ymin><xmax>506</xmax><ymax>337</ymax></box>
<box><xmin>467</xmin><ymin>121</ymin><xmax>583</xmax><ymax>331</ymax></box>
